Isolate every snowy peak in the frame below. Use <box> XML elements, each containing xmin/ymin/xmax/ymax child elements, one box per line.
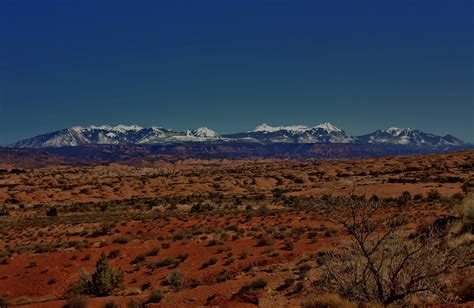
<box><xmin>358</xmin><ymin>127</ymin><xmax>465</xmax><ymax>147</ymax></box>
<box><xmin>385</xmin><ymin>127</ymin><xmax>414</xmax><ymax>136</ymax></box>
<box><xmin>186</xmin><ymin>127</ymin><xmax>219</xmax><ymax>138</ymax></box>
<box><xmin>314</xmin><ymin>122</ymin><xmax>343</xmax><ymax>133</ymax></box>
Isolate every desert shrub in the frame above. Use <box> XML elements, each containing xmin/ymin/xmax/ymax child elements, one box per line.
<box><xmin>104</xmin><ymin>300</ymin><xmax>118</xmax><ymax>308</ymax></box>
<box><xmin>165</xmin><ymin>271</ymin><xmax>185</xmax><ymax>291</ymax></box>
<box><xmin>145</xmin><ymin>248</ymin><xmax>159</xmax><ymax>257</ymax></box>
<box><xmin>147</xmin><ymin>256</ymin><xmax>179</xmax><ymax>270</ymax></box>
<box><xmin>200</xmin><ymin>257</ymin><xmax>217</xmax><ymax>269</ymax></box>
<box><xmin>0</xmin><ymin>296</ymin><xmax>10</xmax><ymax>307</ymax></box>
<box><xmin>89</xmin><ymin>223</ymin><xmax>114</xmax><ymax>238</ymax></box>
<box><xmin>108</xmin><ymin>250</ymin><xmax>120</xmax><ymax>259</ymax></box>
<box><xmin>239</xmin><ymin>251</ymin><xmax>249</xmax><ymax>260</ymax></box>
<box><xmin>207</xmin><ymin>239</ymin><xmax>222</xmax><ymax>246</ymax></box>
<box><xmin>427</xmin><ymin>189</ymin><xmax>441</xmax><ymax>201</ymax></box>
<box><xmin>460</xmin><ymin>193</ymin><xmax>474</xmax><ymax>224</ymax></box>
<box><xmin>255</xmin><ymin>237</ymin><xmax>272</xmax><ymax>247</ymax></box>
<box><xmin>323</xmin><ymin>229</ymin><xmax>333</xmax><ymax>237</ymax></box>
<box><xmin>294</xmin><ymin>177</ymin><xmax>304</xmax><ymax>184</ymax></box>
<box><xmin>282</xmin><ymin>239</ymin><xmax>294</xmax><ymax>251</ymax></box>
<box><xmin>452</xmin><ymin>192</ymin><xmax>465</xmax><ymax>202</ymax></box>
<box><xmin>223</xmin><ymin>257</ymin><xmax>235</xmax><ymax>266</ymax></box>
<box><xmin>141</xmin><ymin>281</ymin><xmax>151</xmax><ymax>291</ymax></box>
<box><xmin>74</xmin><ymin>254</ymin><xmax>124</xmax><ymax>296</ymax></box>
<box><xmin>452</xmin><ymin>269</ymin><xmax>474</xmax><ymax>302</ymax></box>
<box><xmin>126</xmin><ymin>299</ymin><xmax>143</xmax><ymax>308</ymax></box>
<box><xmin>242</xmin><ymin>264</ymin><xmax>253</xmax><ymax>273</ymax></box>
<box><xmin>46</xmin><ymin>207</ymin><xmax>58</xmax><ymax>217</ymax></box>
<box><xmin>462</xmin><ymin>181</ymin><xmax>473</xmax><ymax>193</ymax></box>
<box><xmin>177</xmin><ymin>252</ymin><xmax>189</xmax><ymax>262</ymax></box>
<box><xmin>277</xmin><ymin>277</ymin><xmax>295</xmax><ymax>290</ymax></box>
<box><xmin>72</xmin><ymin>271</ymin><xmax>91</xmax><ymax>295</ymax></box>
<box><xmin>413</xmin><ymin>193</ymin><xmax>424</xmax><ymax>201</ymax></box>
<box><xmin>216</xmin><ymin>270</ymin><xmax>234</xmax><ymax>283</ymax></box>
<box><xmin>0</xmin><ymin>204</ymin><xmax>9</xmax><ymax>216</ymax></box>
<box><xmin>298</xmin><ymin>262</ymin><xmax>312</xmax><ymax>276</ymax></box>
<box><xmin>239</xmin><ymin>278</ymin><xmax>267</xmax><ymax>293</ymax></box>
<box><xmin>190</xmin><ymin>203</ymin><xmax>213</xmax><ymax>213</ymax></box>
<box><xmin>64</xmin><ymin>294</ymin><xmax>88</xmax><ymax>308</ymax></box>
<box><xmin>398</xmin><ymin>191</ymin><xmax>411</xmax><ymax>205</ymax></box>
<box><xmin>112</xmin><ymin>237</ymin><xmax>129</xmax><ymax>244</ymax></box>
<box><xmin>90</xmin><ymin>254</ymin><xmax>124</xmax><ymax>296</ymax></box>
<box><xmin>147</xmin><ymin>289</ymin><xmax>163</xmax><ymax>304</ymax></box>
<box><xmin>130</xmin><ymin>254</ymin><xmax>146</xmax><ymax>264</ymax></box>
<box><xmin>48</xmin><ymin>278</ymin><xmax>56</xmax><ymax>285</ymax></box>
<box><xmin>319</xmin><ymin>197</ymin><xmax>468</xmax><ymax>305</ymax></box>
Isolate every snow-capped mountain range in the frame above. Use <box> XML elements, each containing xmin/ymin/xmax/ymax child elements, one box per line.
<box><xmin>11</xmin><ymin>123</ymin><xmax>467</xmax><ymax>148</ymax></box>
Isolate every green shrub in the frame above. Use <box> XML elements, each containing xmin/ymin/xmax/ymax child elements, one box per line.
<box><xmin>74</xmin><ymin>254</ymin><xmax>124</xmax><ymax>296</ymax></box>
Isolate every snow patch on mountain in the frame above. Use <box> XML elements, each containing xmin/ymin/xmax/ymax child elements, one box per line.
<box><xmin>252</xmin><ymin>122</ymin><xmax>343</xmax><ymax>134</ymax></box>
<box><xmin>186</xmin><ymin>127</ymin><xmax>219</xmax><ymax>138</ymax></box>
<box><xmin>252</xmin><ymin>123</ymin><xmax>311</xmax><ymax>133</ymax></box>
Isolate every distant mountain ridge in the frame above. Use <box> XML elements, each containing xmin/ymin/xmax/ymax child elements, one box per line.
<box><xmin>11</xmin><ymin>123</ymin><xmax>468</xmax><ymax>149</ymax></box>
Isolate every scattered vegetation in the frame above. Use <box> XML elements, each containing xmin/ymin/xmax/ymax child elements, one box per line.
<box><xmin>73</xmin><ymin>253</ymin><xmax>124</xmax><ymax>297</ymax></box>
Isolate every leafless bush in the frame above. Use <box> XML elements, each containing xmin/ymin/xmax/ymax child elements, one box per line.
<box><xmin>318</xmin><ymin>196</ymin><xmax>469</xmax><ymax>305</ymax></box>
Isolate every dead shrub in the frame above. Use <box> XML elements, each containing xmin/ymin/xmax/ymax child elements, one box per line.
<box><xmin>318</xmin><ymin>196</ymin><xmax>469</xmax><ymax>305</ymax></box>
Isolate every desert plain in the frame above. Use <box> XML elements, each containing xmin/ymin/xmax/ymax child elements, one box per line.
<box><xmin>0</xmin><ymin>151</ymin><xmax>473</xmax><ymax>307</ymax></box>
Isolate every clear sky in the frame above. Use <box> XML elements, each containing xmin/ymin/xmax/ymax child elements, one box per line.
<box><xmin>1</xmin><ymin>0</ymin><xmax>473</xmax><ymax>144</ymax></box>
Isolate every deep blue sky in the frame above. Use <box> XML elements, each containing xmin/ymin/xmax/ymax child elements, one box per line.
<box><xmin>1</xmin><ymin>0</ymin><xmax>473</xmax><ymax>144</ymax></box>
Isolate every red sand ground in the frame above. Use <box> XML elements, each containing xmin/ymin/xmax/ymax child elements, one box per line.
<box><xmin>0</xmin><ymin>151</ymin><xmax>472</xmax><ymax>307</ymax></box>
